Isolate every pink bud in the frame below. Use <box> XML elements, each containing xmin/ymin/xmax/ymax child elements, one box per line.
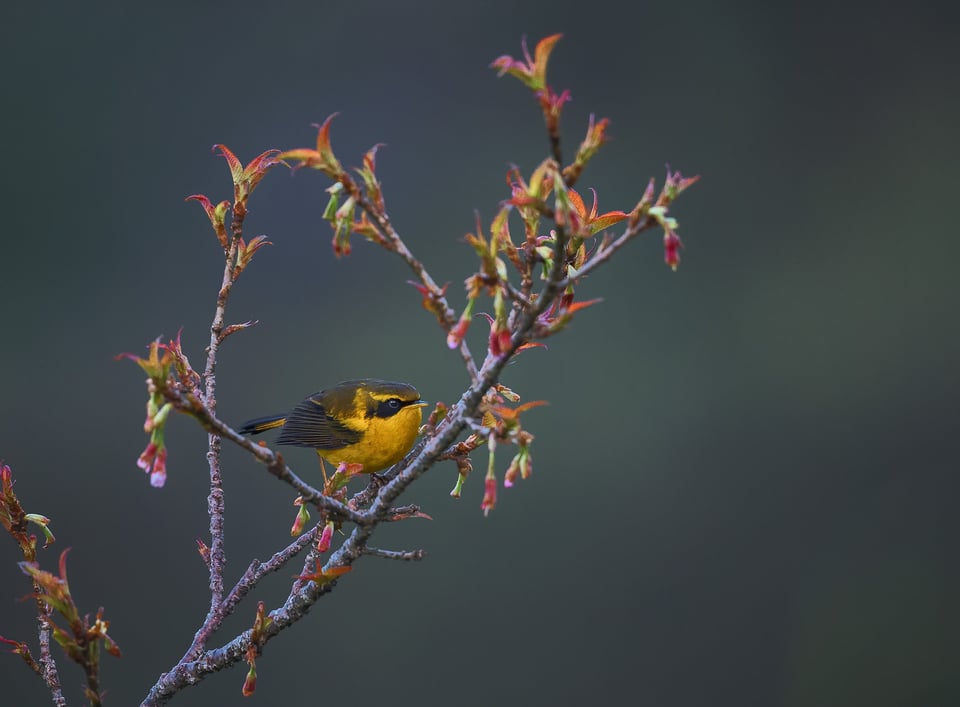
<box><xmin>316</xmin><ymin>521</ymin><xmax>335</xmax><ymax>552</ymax></box>
<box><xmin>664</xmin><ymin>229</ymin><xmax>683</xmax><ymax>271</ymax></box>
<box><xmin>137</xmin><ymin>442</ymin><xmax>158</xmax><ymax>472</ymax></box>
<box><xmin>242</xmin><ymin>665</ymin><xmax>257</xmax><ymax>696</ymax></box>
<box><xmin>290</xmin><ymin>502</ymin><xmax>310</xmax><ymax>537</ymax></box>
<box><xmin>504</xmin><ymin>455</ymin><xmax>521</xmax><ymax>488</ymax></box>
<box><xmin>149</xmin><ymin>447</ymin><xmax>167</xmax><ymax>488</ymax></box>
<box><xmin>481</xmin><ymin>475</ymin><xmax>497</xmax><ymax>516</ymax></box>
<box><xmin>447</xmin><ymin>316</ymin><xmax>471</xmax><ymax>350</ymax></box>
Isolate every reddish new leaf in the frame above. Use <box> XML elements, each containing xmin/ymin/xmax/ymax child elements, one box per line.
<box><xmin>297</xmin><ymin>561</ymin><xmax>352</xmax><ymax>586</ymax></box>
<box><xmin>213</xmin><ymin>144</ymin><xmax>243</xmax><ymax>185</ymax></box>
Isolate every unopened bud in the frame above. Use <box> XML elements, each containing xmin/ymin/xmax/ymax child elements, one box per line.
<box><xmin>316</xmin><ymin>521</ymin><xmax>335</xmax><ymax>552</ymax></box>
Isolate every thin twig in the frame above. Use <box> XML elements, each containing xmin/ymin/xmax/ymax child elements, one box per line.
<box><xmin>225</xmin><ymin>526</ymin><xmax>319</xmax><ymax>610</ymax></box>
<box><xmin>348</xmin><ymin>472</ymin><xmax>389</xmax><ymax>510</ymax></box>
<box><xmin>349</xmin><ymin>187</ymin><xmax>480</xmax><ymax>383</ymax></box>
<box><xmin>84</xmin><ymin>641</ymin><xmax>103</xmax><ymax>706</ymax></box>
<box><xmin>557</xmin><ymin>214</ymin><xmax>656</xmax><ymax>288</ymax></box>
<box><xmin>502</xmin><ymin>280</ymin><xmax>535</xmax><ymax>308</ymax></box>
<box><xmin>35</xmin><ymin>601</ymin><xmax>66</xmax><ymax>707</ymax></box>
<box><xmin>382</xmin><ymin>504</ymin><xmax>428</xmax><ymax>521</ymax></box>
<box><xmin>178</xmin><ymin>525</ymin><xmax>319</xmax><ymax>664</ymax></box>
<box><xmin>199</xmin><ymin>234</ymin><xmax>240</xmax><ymax>615</ymax></box>
<box><xmin>549</xmin><ymin>132</ymin><xmax>563</xmax><ymax>174</ymax></box>
<box><xmin>142</xmin><ymin>564</ymin><xmax>345</xmax><ymax>707</ymax></box>
<box><xmin>362</xmin><ymin>547</ymin><xmax>426</xmax><ymax>561</ymax></box>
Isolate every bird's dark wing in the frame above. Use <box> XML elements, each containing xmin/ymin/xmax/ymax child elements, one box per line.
<box><xmin>275</xmin><ymin>395</ymin><xmax>362</xmax><ymax>450</ymax></box>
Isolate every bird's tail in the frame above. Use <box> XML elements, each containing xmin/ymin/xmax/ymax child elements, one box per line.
<box><xmin>238</xmin><ymin>415</ymin><xmax>286</xmax><ymax>436</ymax></box>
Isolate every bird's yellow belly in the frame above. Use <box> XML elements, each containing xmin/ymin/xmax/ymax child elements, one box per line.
<box><xmin>317</xmin><ymin>411</ymin><xmax>420</xmax><ymax>473</ymax></box>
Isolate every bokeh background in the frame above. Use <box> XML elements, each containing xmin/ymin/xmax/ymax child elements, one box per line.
<box><xmin>2</xmin><ymin>1</ymin><xmax>958</xmax><ymax>705</ymax></box>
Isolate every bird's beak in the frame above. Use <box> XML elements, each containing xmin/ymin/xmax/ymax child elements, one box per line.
<box><xmin>411</xmin><ymin>400</ymin><xmax>428</xmax><ymax>408</ymax></box>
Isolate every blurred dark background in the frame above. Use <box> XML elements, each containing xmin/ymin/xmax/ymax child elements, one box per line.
<box><xmin>2</xmin><ymin>1</ymin><xmax>958</xmax><ymax>705</ymax></box>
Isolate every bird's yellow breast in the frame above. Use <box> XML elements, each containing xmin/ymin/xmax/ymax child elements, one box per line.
<box><xmin>317</xmin><ymin>402</ymin><xmax>423</xmax><ymax>473</ymax></box>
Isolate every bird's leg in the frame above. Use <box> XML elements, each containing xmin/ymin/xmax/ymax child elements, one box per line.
<box><xmin>316</xmin><ymin>453</ymin><xmax>330</xmax><ymax>489</ymax></box>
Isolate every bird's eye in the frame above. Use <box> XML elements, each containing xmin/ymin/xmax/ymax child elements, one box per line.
<box><xmin>375</xmin><ymin>397</ymin><xmax>406</xmax><ymax>418</ymax></box>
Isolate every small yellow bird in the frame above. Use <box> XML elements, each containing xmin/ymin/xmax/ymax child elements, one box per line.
<box><xmin>238</xmin><ymin>379</ymin><xmax>427</xmax><ymax>474</ymax></box>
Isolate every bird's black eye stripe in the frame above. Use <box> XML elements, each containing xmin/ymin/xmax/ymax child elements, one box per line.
<box><xmin>375</xmin><ymin>398</ymin><xmax>406</xmax><ymax>418</ymax></box>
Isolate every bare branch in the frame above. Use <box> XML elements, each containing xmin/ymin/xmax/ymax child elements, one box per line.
<box><xmin>362</xmin><ymin>546</ymin><xmax>426</xmax><ymax>561</ymax></box>
<box><xmin>36</xmin><ymin>603</ymin><xmax>66</xmax><ymax>707</ymax></box>
<box><xmin>198</xmin><ymin>233</ymin><xmax>241</xmax><ymax>617</ymax></box>
<box><xmin>348</xmin><ymin>186</ymin><xmax>481</xmax><ymax>383</ymax></box>
<box><xmin>502</xmin><ymin>279</ymin><xmax>535</xmax><ymax>308</ymax></box>
<box><xmin>218</xmin><ymin>319</ymin><xmax>259</xmax><ymax>343</ymax></box>
<box><xmin>178</xmin><ymin>525</ymin><xmax>320</xmax><ymax>665</ymax></box>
